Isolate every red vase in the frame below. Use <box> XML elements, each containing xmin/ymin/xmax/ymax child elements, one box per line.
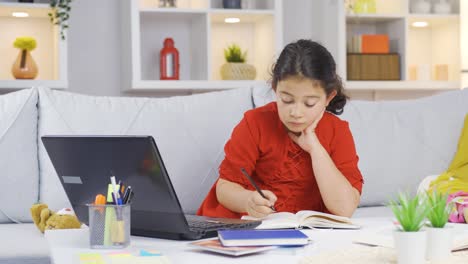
<box><xmin>160</xmin><ymin>38</ymin><xmax>180</xmax><ymax>80</ymax></box>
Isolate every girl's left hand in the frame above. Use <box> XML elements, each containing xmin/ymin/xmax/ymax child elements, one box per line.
<box><xmin>288</xmin><ymin>109</ymin><xmax>325</xmax><ymax>153</ymax></box>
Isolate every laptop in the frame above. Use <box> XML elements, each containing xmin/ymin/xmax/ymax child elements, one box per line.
<box><xmin>41</xmin><ymin>135</ymin><xmax>261</xmax><ymax>240</ymax></box>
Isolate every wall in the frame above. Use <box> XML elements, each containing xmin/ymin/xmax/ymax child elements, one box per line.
<box><xmin>67</xmin><ymin>0</ymin><xmax>122</xmax><ymax>96</ymax></box>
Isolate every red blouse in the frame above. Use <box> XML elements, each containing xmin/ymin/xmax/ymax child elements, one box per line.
<box><xmin>197</xmin><ymin>102</ymin><xmax>363</xmax><ymax>218</ymax></box>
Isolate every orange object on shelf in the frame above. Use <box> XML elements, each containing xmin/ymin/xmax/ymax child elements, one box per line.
<box><xmin>160</xmin><ymin>38</ymin><xmax>180</xmax><ymax>80</ymax></box>
<box><xmin>361</xmin><ymin>34</ymin><xmax>389</xmax><ymax>54</ymax></box>
<box><xmin>434</xmin><ymin>64</ymin><xmax>449</xmax><ymax>81</ymax></box>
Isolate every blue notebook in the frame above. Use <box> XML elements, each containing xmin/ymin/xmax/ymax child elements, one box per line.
<box><xmin>218</xmin><ymin>229</ymin><xmax>309</xmax><ymax>247</ymax></box>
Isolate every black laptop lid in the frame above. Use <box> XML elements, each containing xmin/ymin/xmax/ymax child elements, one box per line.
<box><xmin>41</xmin><ymin>135</ymin><xmax>191</xmax><ymax>235</ymax></box>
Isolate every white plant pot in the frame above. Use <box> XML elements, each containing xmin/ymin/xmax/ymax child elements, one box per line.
<box><xmin>411</xmin><ymin>0</ymin><xmax>431</xmax><ymax>14</ymax></box>
<box><xmin>394</xmin><ymin>230</ymin><xmax>427</xmax><ymax>264</ymax></box>
<box><xmin>426</xmin><ymin>227</ymin><xmax>453</xmax><ymax>261</ymax></box>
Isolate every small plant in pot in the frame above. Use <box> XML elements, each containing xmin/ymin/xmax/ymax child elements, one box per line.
<box><xmin>425</xmin><ymin>190</ymin><xmax>453</xmax><ymax>261</ymax></box>
<box><xmin>11</xmin><ymin>37</ymin><xmax>38</xmax><ymax>79</ymax></box>
<box><xmin>389</xmin><ymin>192</ymin><xmax>429</xmax><ymax>264</ymax></box>
<box><xmin>220</xmin><ymin>44</ymin><xmax>256</xmax><ymax>80</ymax></box>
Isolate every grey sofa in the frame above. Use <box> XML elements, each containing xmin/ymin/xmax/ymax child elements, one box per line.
<box><xmin>1</xmin><ymin>86</ymin><xmax>467</xmax><ymax>263</ymax></box>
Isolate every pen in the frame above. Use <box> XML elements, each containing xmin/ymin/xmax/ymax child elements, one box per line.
<box><xmin>240</xmin><ymin>168</ymin><xmax>276</xmax><ymax>212</ymax></box>
<box><xmin>110</xmin><ymin>175</ymin><xmax>122</xmax><ymax>205</ymax></box>
<box><xmin>126</xmin><ymin>191</ymin><xmax>134</xmax><ymax>204</ymax></box>
<box><xmin>122</xmin><ymin>186</ymin><xmax>132</xmax><ymax>204</ymax></box>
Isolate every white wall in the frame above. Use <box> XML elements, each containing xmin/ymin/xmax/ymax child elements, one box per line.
<box><xmin>67</xmin><ymin>0</ymin><xmax>122</xmax><ymax>96</ymax></box>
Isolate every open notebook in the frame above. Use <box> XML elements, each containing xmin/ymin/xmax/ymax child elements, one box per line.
<box><xmin>242</xmin><ymin>210</ymin><xmax>360</xmax><ymax>229</ymax></box>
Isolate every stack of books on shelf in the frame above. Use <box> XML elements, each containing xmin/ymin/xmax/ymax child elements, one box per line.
<box><xmin>347</xmin><ymin>34</ymin><xmax>400</xmax><ymax>81</ymax></box>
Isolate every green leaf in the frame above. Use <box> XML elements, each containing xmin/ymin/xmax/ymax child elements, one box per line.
<box><xmin>224</xmin><ymin>43</ymin><xmax>246</xmax><ymax>63</ymax></box>
<box><xmin>388</xmin><ymin>192</ymin><xmax>429</xmax><ymax>232</ymax></box>
<box><xmin>425</xmin><ymin>190</ymin><xmax>451</xmax><ymax>228</ymax></box>
<box><xmin>49</xmin><ymin>0</ymin><xmax>72</xmax><ymax>40</ymax></box>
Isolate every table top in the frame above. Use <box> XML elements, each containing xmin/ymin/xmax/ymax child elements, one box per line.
<box><xmin>44</xmin><ymin>217</ymin><xmax>468</xmax><ymax>264</ymax></box>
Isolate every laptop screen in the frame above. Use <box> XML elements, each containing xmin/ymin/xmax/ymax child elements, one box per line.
<box><xmin>41</xmin><ymin>135</ymin><xmax>191</xmax><ymax>235</ymax></box>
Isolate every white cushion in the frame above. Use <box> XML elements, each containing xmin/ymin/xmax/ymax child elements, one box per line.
<box><xmin>252</xmin><ymin>82</ymin><xmax>276</xmax><ymax>108</ymax></box>
<box><xmin>0</xmin><ymin>224</ymin><xmax>50</xmax><ymax>263</ymax></box>
<box><xmin>37</xmin><ymin>87</ymin><xmax>253</xmax><ymax>213</ymax></box>
<box><xmin>0</xmin><ymin>88</ymin><xmax>38</xmax><ymax>223</ymax></box>
<box><xmin>417</xmin><ymin>175</ymin><xmax>439</xmax><ymax>195</ymax></box>
<box><xmin>353</xmin><ymin>206</ymin><xmax>393</xmax><ymax>218</ymax></box>
<box><xmin>341</xmin><ymin>89</ymin><xmax>468</xmax><ymax>206</ymax></box>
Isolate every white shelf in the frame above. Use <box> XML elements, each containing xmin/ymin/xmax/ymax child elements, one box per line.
<box><xmin>209</xmin><ymin>8</ymin><xmax>275</xmax><ymax>15</ymax></box>
<box><xmin>0</xmin><ymin>2</ymin><xmax>68</xmax><ymax>89</ymax></box>
<box><xmin>407</xmin><ymin>13</ymin><xmax>460</xmax><ymax>82</ymax></box>
<box><xmin>121</xmin><ymin>0</ymin><xmax>282</xmax><ymax>92</ymax></box>
<box><xmin>139</xmin><ymin>7</ymin><xmax>207</xmax><ymax>14</ymax></box>
<box><xmin>346</xmin><ymin>81</ymin><xmax>461</xmax><ymax>90</ymax></box>
<box><xmin>339</xmin><ymin>0</ymin><xmax>462</xmax><ymax>91</ymax></box>
<box><xmin>0</xmin><ymin>80</ymin><xmax>67</xmax><ymax>89</ymax></box>
<box><xmin>127</xmin><ymin>80</ymin><xmax>267</xmax><ymax>91</ymax></box>
<box><xmin>346</xmin><ymin>14</ymin><xmax>405</xmax><ymax>23</ymax></box>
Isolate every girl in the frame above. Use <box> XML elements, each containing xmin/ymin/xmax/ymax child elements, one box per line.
<box><xmin>197</xmin><ymin>40</ymin><xmax>363</xmax><ymax>219</ymax></box>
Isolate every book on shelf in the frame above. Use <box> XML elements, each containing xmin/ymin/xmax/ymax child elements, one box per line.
<box><xmin>189</xmin><ymin>238</ymin><xmax>276</xmax><ymax>256</ymax></box>
<box><xmin>241</xmin><ymin>210</ymin><xmax>360</xmax><ymax>230</ymax></box>
<box><xmin>347</xmin><ymin>34</ymin><xmax>389</xmax><ymax>54</ymax></box>
<box><xmin>218</xmin><ymin>229</ymin><xmax>310</xmax><ymax>247</ymax></box>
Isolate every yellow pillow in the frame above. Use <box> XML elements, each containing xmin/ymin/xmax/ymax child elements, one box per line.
<box><xmin>430</xmin><ymin>114</ymin><xmax>468</xmax><ymax>193</ymax></box>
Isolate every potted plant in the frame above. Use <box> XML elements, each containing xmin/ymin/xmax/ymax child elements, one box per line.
<box><xmin>11</xmin><ymin>37</ymin><xmax>38</xmax><ymax>79</ymax></box>
<box><xmin>220</xmin><ymin>44</ymin><xmax>256</xmax><ymax>80</ymax></box>
<box><xmin>425</xmin><ymin>190</ymin><xmax>453</xmax><ymax>261</ymax></box>
<box><xmin>48</xmin><ymin>0</ymin><xmax>72</xmax><ymax>40</ymax></box>
<box><xmin>389</xmin><ymin>192</ymin><xmax>429</xmax><ymax>264</ymax></box>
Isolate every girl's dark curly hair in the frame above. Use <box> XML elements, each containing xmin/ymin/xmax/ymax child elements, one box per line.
<box><xmin>271</xmin><ymin>39</ymin><xmax>348</xmax><ymax>115</ymax></box>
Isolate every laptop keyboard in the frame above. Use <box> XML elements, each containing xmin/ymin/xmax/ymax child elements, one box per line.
<box><xmin>185</xmin><ymin>215</ymin><xmax>258</xmax><ymax>232</ymax></box>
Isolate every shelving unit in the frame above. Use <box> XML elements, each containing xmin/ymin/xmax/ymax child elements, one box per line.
<box><xmin>0</xmin><ymin>1</ymin><xmax>67</xmax><ymax>89</ymax></box>
<box><xmin>341</xmin><ymin>0</ymin><xmax>461</xmax><ymax>91</ymax></box>
<box><xmin>120</xmin><ymin>0</ymin><xmax>282</xmax><ymax>92</ymax></box>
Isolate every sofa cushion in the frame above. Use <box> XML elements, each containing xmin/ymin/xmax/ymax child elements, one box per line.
<box><xmin>353</xmin><ymin>206</ymin><xmax>393</xmax><ymax>218</ymax></box>
<box><xmin>0</xmin><ymin>224</ymin><xmax>50</xmax><ymax>264</ymax></box>
<box><xmin>37</xmin><ymin>87</ymin><xmax>253</xmax><ymax>213</ymax></box>
<box><xmin>0</xmin><ymin>88</ymin><xmax>39</xmax><ymax>223</ymax></box>
<box><xmin>252</xmin><ymin>82</ymin><xmax>276</xmax><ymax>108</ymax></box>
<box><xmin>341</xmin><ymin>89</ymin><xmax>468</xmax><ymax>206</ymax></box>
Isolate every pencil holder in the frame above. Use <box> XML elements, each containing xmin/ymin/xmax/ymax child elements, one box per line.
<box><xmin>87</xmin><ymin>204</ymin><xmax>131</xmax><ymax>249</ymax></box>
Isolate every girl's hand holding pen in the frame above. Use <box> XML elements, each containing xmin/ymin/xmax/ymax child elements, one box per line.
<box><xmin>245</xmin><ymin>190</ymin><xmax>277</xmax><ymax>218</ymax></box>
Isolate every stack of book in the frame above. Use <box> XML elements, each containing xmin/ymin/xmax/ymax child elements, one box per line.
<box><xmin>348</xmin><ymin>34</ymin><xmax>389</xmax><ymax>54</ymax></box>
<box><xmin>347</xmin><ymin>34</ymin><xmax>400</xmax><ymax>80</ymax></box>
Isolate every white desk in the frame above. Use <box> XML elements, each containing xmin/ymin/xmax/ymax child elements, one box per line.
<box><xmin>45</xmin><ymin>217</ymin><xmax>396</xmax><ymax>264</ymax></box>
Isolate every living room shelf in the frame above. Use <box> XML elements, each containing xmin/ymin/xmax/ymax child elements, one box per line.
<box><xmin>312</xmin><ymin>0</ymin><xmax>462</xmax><ymax>92</ymax></box>
<box><xmin>120</xmin><ymin>0</ymin><xmax>282</xmax><ymax>92</ymax></box>
<box><xmin>407</xmin><ymin>15</ymin><xmax>460</xmax><ymax>82</ymax></box>
<box><xmin>0</xmin><ymin>1</ymin><xmax>68</xmax><ymax>89</ymax></box>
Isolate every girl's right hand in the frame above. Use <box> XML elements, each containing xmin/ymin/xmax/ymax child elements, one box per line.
<box><xmin>245</xmin><ymin>190</ymin><xmax>277</xmax><ymax>218</ymax></box>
